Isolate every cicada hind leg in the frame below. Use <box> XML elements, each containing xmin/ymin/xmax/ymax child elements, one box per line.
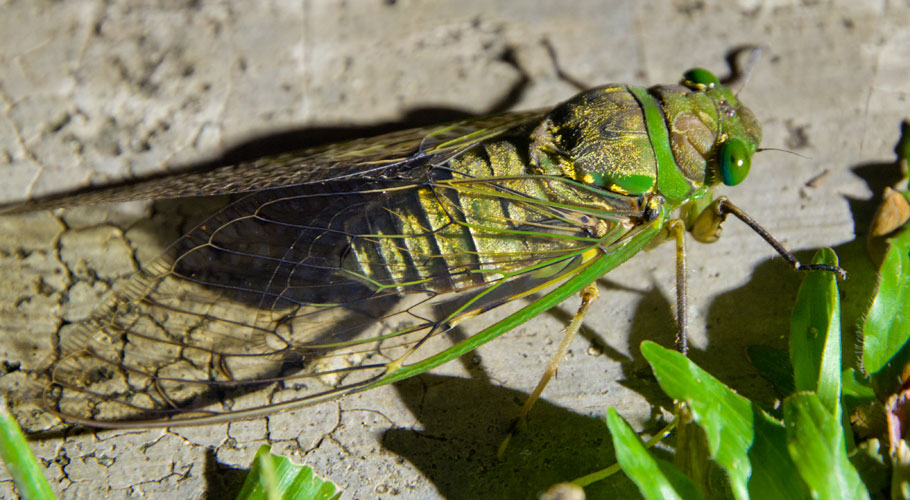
<box><xmin>497</xmin><ymin>283</ymin><xmax>599</xmax><ymax>459</ymax></box>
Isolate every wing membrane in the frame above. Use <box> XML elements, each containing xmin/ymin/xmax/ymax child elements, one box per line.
<box><xmin>0</xmin><ymin>111</ymin><xmax>546</xmax><ymax>214</ymax></box>
<box><xmin>8</xmin><ymin>110</ymin><xmax>652</xmax><ymax>427</ymax></box>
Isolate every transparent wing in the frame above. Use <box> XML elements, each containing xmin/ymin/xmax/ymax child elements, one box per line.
<box><xmin>8</xmin><ymin>110</ymin><xmax>654</xmax><ymax>427</ymax></box>
<box><xmin>0</xmin><ymin>110</ymin><xmax>546</xmax><ymax>214</ymax></box>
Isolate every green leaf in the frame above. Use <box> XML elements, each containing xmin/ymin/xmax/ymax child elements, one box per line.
<box><xmin>863</xmin><ymin>216</ymin><xmax>910</xmax><ymax>395</ymax></box>
<box><xmin>841</xmin><ymin>368</ymin><xmax>876</xmax><ymax>411</ymax></box>
<box><xmin>783</xmin><ymin>392</ymin><xmax>869</xmax><ymax>499</ymax></box>
<box><xmin>235</xmin><ymin>445</ymin><xmax>341</xmax><ymax>500</ymax></box>
<box><xmin>0</xmin><ymin>405</ymin><xmax>55</xmax><ymax>500</ymax></box>
<box><xmin>641</xmin><ymin>342</ymin><xmax>808</xmax><ymax>500</ymax></box>
<box><xmin>605</xmin><ymin>409</ymin><xmax>702</xmax><ymax>500</ymax></box>
<box><xmin>789</xmin><ymin>248</ymin><xmax>842</xmax><ymax>417</ymax></box>
<box><xmin>747</xmin><ymin>344</ymin><xmax>795</xmax><ymax>397</ymax></box>
<box><xmin>841</xmin><ymin>368</ymin><xmax>875</xmax><ymax>402</ymax></box>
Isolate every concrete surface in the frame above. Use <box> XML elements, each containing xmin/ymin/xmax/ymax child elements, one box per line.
<box><xmin>0</xmin><ymin>0</ymin><xmax>907</xmax><ymax>498</ymax></box>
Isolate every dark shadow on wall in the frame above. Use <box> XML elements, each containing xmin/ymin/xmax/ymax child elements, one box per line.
<box><xmin>382</xmin><ymin>373</ymin><xmax>650</xmax><ymax>500</ymax></box>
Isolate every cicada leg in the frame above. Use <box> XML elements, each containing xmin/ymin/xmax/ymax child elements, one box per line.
<box><xmin>673</xmin><ymin>399</ymin><xmax>714</xmax><ymax>494</ymax></box>
<box><xmin>667</xmin><ymin>219</ymin><xmax>714</xmax><ymax>492</ymax></box>
<box><xmin>668</xmin><ymin>219</ymin><xmax>689</xmax><ymax>355</ymax></box>
<box><xmin>692</xmin><ymin>196</ymin><xmax>847</xmax><ymax>279</ymax></box>
<box><xmin>497</xmin><ymin>283</ymin><xmax>599</xmax><ymax>459</ymax></box>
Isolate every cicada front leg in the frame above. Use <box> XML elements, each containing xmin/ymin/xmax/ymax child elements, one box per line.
<box><xmin>692</xmin><ymin>196</ymin><xmax>846</xmax><ymax>278</ymax></box>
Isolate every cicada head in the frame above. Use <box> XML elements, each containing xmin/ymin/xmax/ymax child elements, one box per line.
<box><xmin>654</xmin><ymin>68</ymin><xmax>762</xmax><ymax>190</ymax></box>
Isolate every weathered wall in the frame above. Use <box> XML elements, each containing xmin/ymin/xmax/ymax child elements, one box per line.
<box><xmin>0</xmin><ymin>1</ymin><xmax>907</xmax><ymax>498</ymax></box>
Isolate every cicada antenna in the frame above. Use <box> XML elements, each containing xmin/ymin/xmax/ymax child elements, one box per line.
<box><xmin>756</xmin><ymin>147</ymin><xmax>813</xmax><ymax>160</ymax></box>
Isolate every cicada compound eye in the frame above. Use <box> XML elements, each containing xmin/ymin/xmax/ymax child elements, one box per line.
<box><xmin>719</xmin><ymin>138</ymin><xmax>751</xmax><ymax>186</ymax></box>
<box><xmin>682</xmin><ymin>68</ymin><xmax>719</xmax><ymax>91</ymax></box>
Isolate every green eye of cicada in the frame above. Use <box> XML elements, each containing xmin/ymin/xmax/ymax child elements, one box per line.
<box><xmin>720</xmin><ymin>138</ymin><xmax>751</xmax><ymax>186</ymax></box>
<box><xmin>682</xmin><ymin>68</ymin><xmax>719</xmax><ymax>90</ymax></box>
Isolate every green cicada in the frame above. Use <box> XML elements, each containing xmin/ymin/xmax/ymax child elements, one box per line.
<box><xmin>1</xmin><ymin>55</ymin><xmax>842</xmax><ymax>428</ymax></box>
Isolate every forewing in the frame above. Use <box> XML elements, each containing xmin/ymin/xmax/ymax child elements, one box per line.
<box><xmin>8</xmin><ymin>108</ymin><xmax>651</xmax><ymax>428</ymax></box>
<box><xmin>0</xmin><ymin>110</ymin><xmax>546</xmax><ymax>214</ymax></box>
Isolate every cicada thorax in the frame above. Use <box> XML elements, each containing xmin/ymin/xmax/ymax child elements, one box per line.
<box><xmin>528</xmin><ymin>82</ymin><xmax>761</xmax><ymax>209</ymax></box>
<box><xmin>530</xmin><ymin>84</ymin><xmax>663</xmax><ymax>197</ymax></box>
